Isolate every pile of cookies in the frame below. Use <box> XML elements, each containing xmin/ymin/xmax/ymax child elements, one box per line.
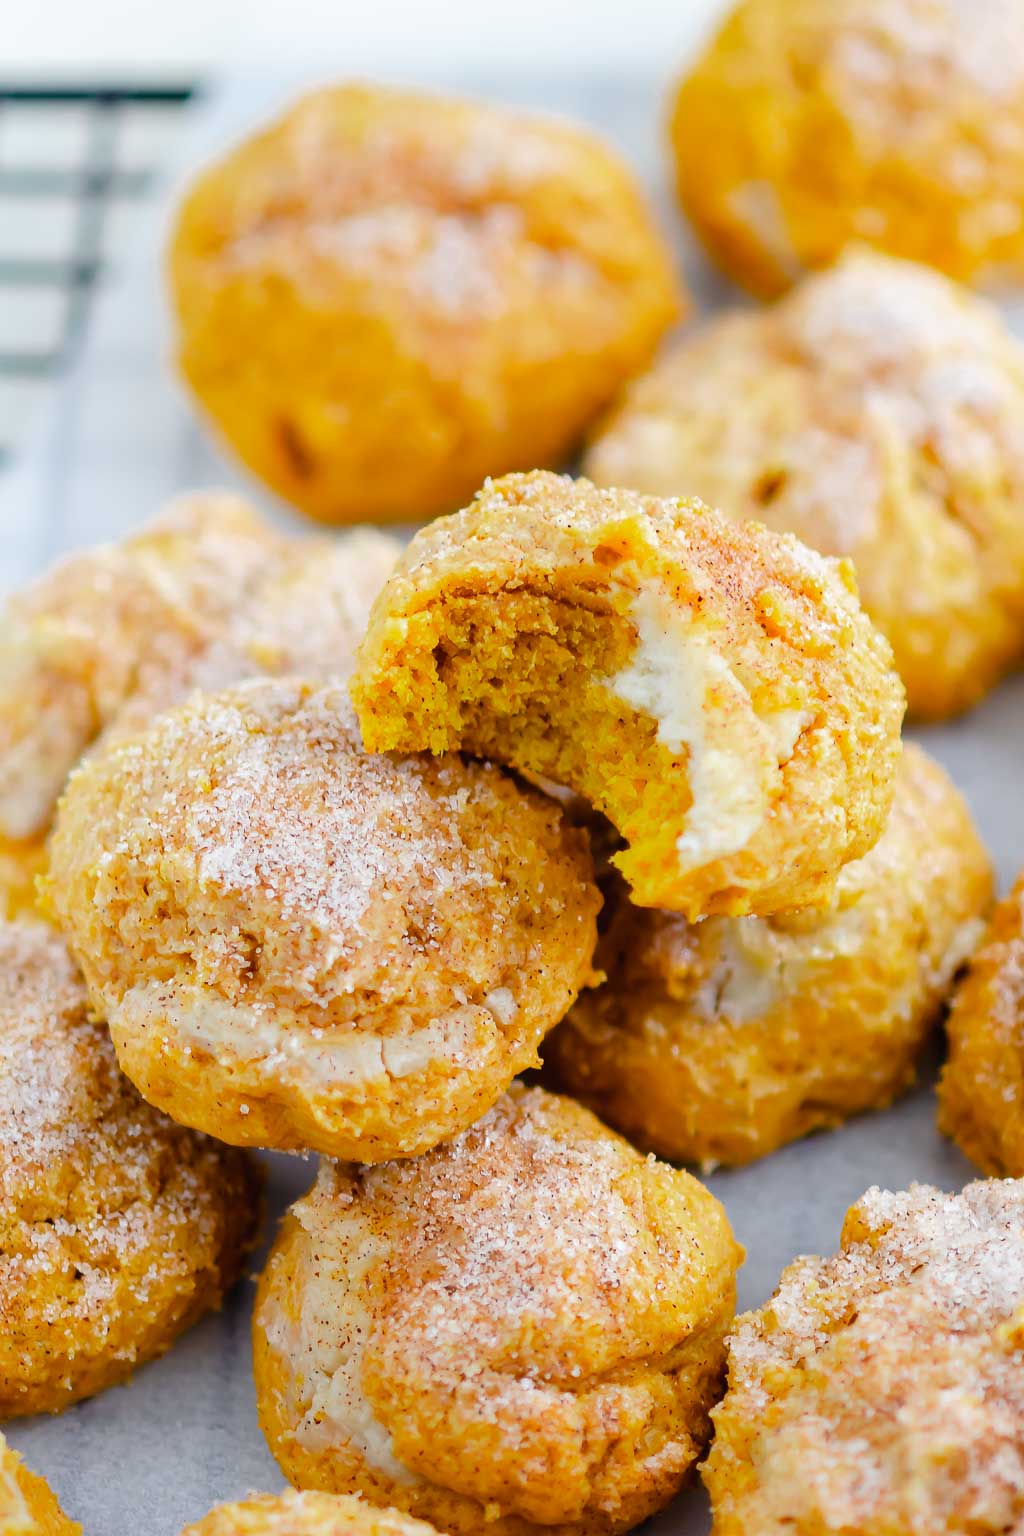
<box><xmin>5</xmin><ymin>2</ymin><xmax>1024</xmax><ymax>1534</ymax></box>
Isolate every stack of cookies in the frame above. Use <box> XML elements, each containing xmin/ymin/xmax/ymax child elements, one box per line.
<box><xmin>5</xmin><ymin>3</ymin><xmax>1024</xmax><ymax>1533</ymax></box>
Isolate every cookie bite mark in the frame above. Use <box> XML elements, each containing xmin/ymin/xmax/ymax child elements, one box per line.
<box><xmin>351</xmin><ymin>471</ymin><xmax>904</xmax><ymax>918</ymax></box>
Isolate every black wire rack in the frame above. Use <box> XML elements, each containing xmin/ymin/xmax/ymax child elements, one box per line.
<box><xmin>0</xmin><ymin>83</ymin><xmax>195</xmax><ymax>467</ymax></box>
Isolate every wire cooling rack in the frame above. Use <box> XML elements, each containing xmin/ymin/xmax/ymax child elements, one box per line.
<box><xmin>0</xmin><ymin>83</ymin><xmax>194</xmax><ymax>468</ymax></box>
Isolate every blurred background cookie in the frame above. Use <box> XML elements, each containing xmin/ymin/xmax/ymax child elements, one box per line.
<box><xmin>0</xmin><ymin>920</ymin><xmax>262</xmax><ymax>1418</ymax></box>
<box><xmin>546</xmin><ymin>743</ymin><xmax>992</xmax><ymax>1166</ymax></box>
<box><xmin>939</xmin><ymin>874</ymin><xmax>1024</xmax><ymax>1175</ymax></box>
<box><xmin>0</xmin><ymin>1432</ymin><xmax>80</xmax><ymax>1535</ymax></box>
<box><xmin>705</xmin><ymin>1178</ymin><xmax>1024</xmax><ymax>1534</ymax></box>
<box><xmin>0</xmin><ymin>493</ymin><xmax>398</xmax><ymax>845</ymax></box>
<box><xmin>586</xmin><ymin>251</ymin><xmax>1024</xmax><ymax>719</ymax></box>
<box><xmin>168</xmin><ymin>83</ymin><xmax>681</xmax><ymax>525</ymax></box>
<box><xmin>253</xmin><ymin>1085</ymin><xmax>741</xmax><ymax>1536</ymax></box>
<box><xmin>351</xmin><ymin>470</ymin><xmax>905</xmax><ymax>918</ymax></box>
<box><xmin>46</xmin><ymin>679</ymin><xmax>600</xmax><ymax>1161</ymax></box>
<box><xmin>671</xmin><ymin>0</ymin><xmax>1024</xmax><ymax>295</ymax></box>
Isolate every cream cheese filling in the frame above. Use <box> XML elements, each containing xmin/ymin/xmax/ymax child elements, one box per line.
<box><xmin>115</xmin><ymin>982</ymin><xmax>488</xmax><ymax>1087</ymax></box>
<box><xmin>609</xmin><ymin>583</ymin><xmax>811</xmax><ymax>873</ymax></box>
<box><xmin>260</xmin><ymin>1177</ymin><xmax>414</xmax><ymax>1483</ymax></box>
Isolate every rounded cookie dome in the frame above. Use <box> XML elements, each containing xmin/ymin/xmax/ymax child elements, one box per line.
<box><xmin>46</xmin><ymin>679</ymin><xmax>600</xmax><ymax>1161</ymax></box>
<box><xmin>253</xmin><ymin>1085</ymin><xmax>741</xmax><ymax>1536</ymax></box>
<box><xmin>168</xmin><ymin>83</ymin><xmax>681</xmax><ymax>525</ymax></box>
<box><xmin>670</xmin><ymin>0</ymin><xmax>1024</xmax><ymax>296</ymax></box>
<box><xmin>706</xmin><ymin>1178</ymin><xmax>1024</xmax><ymax>1535</ymax></box>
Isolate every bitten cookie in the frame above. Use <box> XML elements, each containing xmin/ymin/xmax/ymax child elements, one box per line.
<box><xmin>46</xmin><ymin>679</ymin><xmax>599</xmax><ymax>1162</ymax></box>
<box><xmin>0</xmin><ymin>920</ymin><xmax>262</xmax><ymax>1418</ymax></box>
<box><xmin>939</xmin><ymin>874</ymin><xmax>1024</xmax><ymax>1175</ymax></box>
<box><xmin>585</xmin><ymin>252</ymin><xmax>1024</xmax><ymax>719</ymax></box>
<box><xmin>547</xmin><ymin>743</ymin><xmax>992</xmax><ymax>1167</ymax></box>
<box><xmin>350</xmin><ymin>470</ymin><xmax>905</xmax><ymax>918</ymax></box>
<box><xmin>705</xmin><ymin>1179</ymin><xmax>1024</xmax><ymax>1535</ymax></box>
<box><xmin>168</xmin><ymin>83</ymin><xmax>681</xmax><ymax>526</ymax></box>
<box><xmin>253</xmin><ymin>1085</ymin><xmax>741</xmax><ymax>1536</ymax></box>
<box><xmin>671</xmin><ymin>0</ymin><xmax>1024</xmax><ymax>296</ymax></box>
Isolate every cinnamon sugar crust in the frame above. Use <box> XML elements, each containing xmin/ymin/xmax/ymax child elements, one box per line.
<box><xmin>0</xmin><ymin>920</ymin><xmax>262</xmax><ymax>1418</ymax></box>
<box><xmin>0</xmin><ymin>491</ymin><xmax>398</xmax><ymax>844</ymax></box>
<box><xmin>45</xmin><ymin>679</ymin><xmax>600</xmax><ymax>1161</ymax></box>
<box><xmin>706</xmin><ymin>1178</ymin><xmax>1024</xmax><ymax>1535</ymax></box>
<box><xmin>254</xmin><ymin>1085</ymin><xmax>742</xmax><ymax>1536</ymax></box>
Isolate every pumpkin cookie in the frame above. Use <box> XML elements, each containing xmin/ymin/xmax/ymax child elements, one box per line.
<box><xmin>705</xmin><ymin>1178</ymin><xmax>1024</xmax><ymax>1535</ymax></box>
<box><xmin>0</xmin><ymin>492</ymin><xmax>398</xmax><ymax>841</ymax></box>
<box><xmin>0</xmin><ymin>919</ymin><xmax>261</xmax><ymax>1418</ymax></box>
<box><xmin>547</xmin><ymin>744</ymin><xmax>991</xmax><ymax>1167</ymax></box>
<box><xmin>350</xmin><ymin>470</ymin><xmax>904</xmax><ymax>918</ymax></box>
<box><xmin>671</xmin><ymin>0</ymin><xmax>1024</xmax><ymax>296</ymax></box>
<box><xmin>939</xmin><ymin>874</ymin><xmax>1024</xmax><ymax>1175</ymax></box>
<box><xmin>253</xmin><ymin>1085</ymin><xmax>741</xmax><ymax>1536</ymax></box>
<box><xmin>0</xmin><ymin>837</ymin><xmax>47</xmax><ymax>924</ymax></box>
<box><xmin>586</xmin><ymin>251</ymin><xmax>1024</xmax><ymax>719</ymax></box>
<box><xmin>180</xmin><ymin>1492</ymin><xmax>448</xmax><ymax>1536</ymax></box>
<box><xmin>46</xmin><ymin>679</ymin><xmax>599</xmax><ymax>1161</ymax></box>
<box><xmin>168</xmin><ymin>83</ymin><xmax>681</xmax><ymax>525</ymax></box>
<box><xmin>0</xmin><ymin>1433</ymin><xmax>80</xmax><ymax>1535</ymax></box>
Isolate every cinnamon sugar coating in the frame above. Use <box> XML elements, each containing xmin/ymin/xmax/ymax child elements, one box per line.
<box><xmin>586</xmin><ymin>252</ymin><xmax>1024</xmax><ymax>719</ymax></box>
<box><xmin>0</xmin><ymin>920</ymin><xmax>262</xmax><ymax>1419</ymax></box>
<box><xmin>0</xmin><ymin>1432</ymin><xmax>80</xmax><ymax>1535</ymax></box>
<box><xmin>0</xmin><ymin>491</ymin><xmax>398</xmax><ymax>843</ymax></box>
<box><xmin>671</xmin><ymin>0</ymin><xmax>1024</xmax><ymax>297</ymax></box>
<box><xmin>45</xmin><ymin>679</ymin><xmax>600</xmax><ymax>1161</ymax></box>
<box><xmin>706</xmin><ymin>1178</ymin><xmax>1024</xmax><ymax>1535</ymax></box>
<box><xmin>939</xmin><ymin>874</ymin><xmax>1024</xmax><ymax>1174</ymax></box>
<box><xmin>350</xmin><ymin>470</ymin><xmax>905</xmax><ymax>919</ymax></box>
<box><xmin>253</xmin><ymin>1085</ymin><xmax>741</xmax><ymax>1536</ymax></box>
<box><xmin>168</xmin><ymin>83</ymin><xmax>681</xmax><ymax>526</ymax></box>
<box><xmin>180</xmin><ymin>1492</ymin><xmax>449</xmax><ymax>1536</ymax></box>
<box><xmin>547</xmin><ymin>743</ymin><xmax>993</xmax><ymax>1166</ymax></box>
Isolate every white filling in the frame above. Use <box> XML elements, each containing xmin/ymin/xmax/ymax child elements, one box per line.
<box><xmin>609</xmin><ymin>584</ymin><xmax>810</xmax><ymax>872</ymax></box>
<box><xmin>116</xmin><ymin>983</ymin><xmax>482</xmax><ymax>1087</ymax></box>
<box><xmin>261</xmin><ymin>1187</ymin><xmax>413</xmax><ymax>1483</ymax></box>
